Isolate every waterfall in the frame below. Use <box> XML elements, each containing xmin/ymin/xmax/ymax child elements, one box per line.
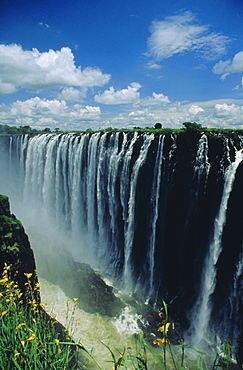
<box><xmin>123</xmin><ymin>133</ymin><xmax>154</xmax><ymax>290</ymax></box>
<box><xmin>193</xmin><ymin>134</ymin><xmax>211</xmax><ymax>191</ymax></box>
<box><xmin>189</xmin><ymin>148</ymin><xmax>243</xmax><ymax>349</ymax></box>
<box><xmin>1</xmin><ymin>131</ymin><xmax>243</xmax><ymax>363</ymax></box>
<box><xmin>148</xmin><ymin>135</ymin><xmax>164</xmax><ymax>294</ymax></box>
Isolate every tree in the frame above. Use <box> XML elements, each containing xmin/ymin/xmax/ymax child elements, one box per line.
<box><xmin>182</xmin><ymin>122</ymin><xmax>203</xmax><ymax>132</ymax></box>
<box><xmin>154</xmin><ymin>122</ymin><xmax>162</xmax><ymax>129</ymax></box>
<box><xmin>43</xmin><ymin>127</ymin><xmax>51</xmax><ymax>133</ymax></box>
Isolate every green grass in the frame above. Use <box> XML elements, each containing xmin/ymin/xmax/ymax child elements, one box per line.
<box><xmin>0</xmin><ymin>263</ymin><xmax>76</xmax><ymax>370</ymax></box>
<box><xmin>0</xmin><ymin>264</ymin><xmax>239</xmax><ymax>370</ymax></box>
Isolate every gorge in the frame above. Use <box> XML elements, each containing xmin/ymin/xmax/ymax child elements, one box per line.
<box><xmin>0</xmin><ymin>129</ymin><xmax>242</xmax><ymax>365</ymax></box>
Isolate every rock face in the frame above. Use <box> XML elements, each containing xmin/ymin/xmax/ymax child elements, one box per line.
<box><xmin>0</xmin><ymin>194</ymin><xmax>38</xmax><ymax>301</ymax></box>
<box><xmin>36</xmin><ymin>243</ymin><xmax>124</xmax><ymax>317</ymax></box>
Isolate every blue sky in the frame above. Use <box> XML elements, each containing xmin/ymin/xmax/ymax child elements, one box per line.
<box><xmin>1</xmin><ymin>0</ymin><xmax>243</xmax><ymax>131</ymax></box>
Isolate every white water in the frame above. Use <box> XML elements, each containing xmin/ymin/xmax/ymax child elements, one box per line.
<box><xmin>123</xmin><ymin>133</ymin><xmax>154</xmax><ymax>290</ymax></box>
<box><xmin>1</xmin><ymin>132</ymin><xmax>243</xmax><ymax>365</ymax></box>
<box><xmin>148</xmin><ymin>135</ymin><xmax>164</xmax><ymax>294</ymax></box>
<box><xmin>39</xmin><ymin>278</ymin><xmax>166</xmax><ymax>370</ymax></box>
<box><xmin>193</xmin><ymin>134</ymin><xmax>211</xmax><ymax>191</ymax></box>
<box><xmin>189</xmin><ymin>148</ymin><xmax>243</xmax><ymax>350</ymax></box>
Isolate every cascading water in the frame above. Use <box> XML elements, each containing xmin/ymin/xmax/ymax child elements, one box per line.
<box><xmin>189</xmin><ymin>147</ymin><xmax>243</xmax><ymax>351</ymax></box>
<box><xmin>0</xmin><ymin>130</ymin><xmax>243</xmax><ymax>364</ymax></box>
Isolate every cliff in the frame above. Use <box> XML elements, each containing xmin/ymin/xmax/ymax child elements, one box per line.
<box><xmin>0</xmin><ymin>194</ymin><xmax>38</xmax><ymax>300</ymax></box>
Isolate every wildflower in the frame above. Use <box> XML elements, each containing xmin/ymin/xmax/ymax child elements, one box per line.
<box><xmin>20</xmin><ymin>340</ymin><xmax>25</xmax><ymax>348</ymax></box>
<box><xmin>24</xmin><ymin>273</ymin><xmax>33</xmax><ymax>279</ymax></box>
<box><xmin>52</xmin><ymin>314</ymin><xmax>57</xmax><ymax>319</ymax></box>
<box><xmin>67</xmin><ymin>300</ymin><xmax>71</xmax><ymax>305</ymax></box>
<box><xmin>73</xmin><ymin>298</ymin><xmax>78</xmax><ymax>302</ymax></box>
<box><xmin>13</xmin><ymin>353</ymin><xmax>21</xmax><ymax>361</ymax></box>
<box><xmin>15</xmin><ymin>323</ymin><xmax>26</xmax><ymax>329</ymax></box>
<box><xmin>1</xmin><ymin>310</ymin><xmax>8</xmax><ymax>316</ymax></box>
<box><xmin>153</xmin><ymin>338</ymin><xmax>169</xmax><ymax>346</ymax></box>
<box><xmin>55</xmin><ymin>339</ymin><xmax>59</xmax><ymax>345</ymax></box>
<box><xmin>0</xmin><ymin>277</ymin><xmax>8</xmax><ymax>284</ymax></box>
<box><xmin>34</xmin><ymin>283</ymin><xmax>40</xmax><ymax>291</ymax></box>
<box><xmin>26</xmin><ymin>333</ymin><xmax>36</xmax><ymax>341</ymax></box>
<box><xmin>57</xmin><ymin>349</ymin><xmax>62</xmax><ymax>354</ymax></box>
<box><xmin>158</xmin><ymin>322</ymin><xmax>171</xmax><ymax>334</ymax></box>
<box><xmin>3</xmin><ymin>263</ymin><xmax>11</xmax><ymax>271</ymax></box>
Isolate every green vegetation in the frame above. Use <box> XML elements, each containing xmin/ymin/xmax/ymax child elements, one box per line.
<box><xmin>182</xmin><ymin>122</ymin><xmax>204</xmax><ymax>132</ymax></box>
<box><xmin>0</xmin><ymin>124</ymin><xmax>59</xmax><ymax>135</ymax></box>
<box><xmin>1</xmin><ymin>121</ymin><xmax>243</xmax><ymax>137</ymax></box>
<box><xmin>0</xmin><ymin>267</ymin><xmax>238</xmax><ymax>370</ymax></box>
<box><xmin>0</xmin><ymin>264</ymin><xmax>77</xmax><ymax>369</ymax></box>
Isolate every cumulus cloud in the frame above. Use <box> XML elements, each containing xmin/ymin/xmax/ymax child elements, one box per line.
<box><xmin>94</xmin><ymin>82</ymin><xmax>142</xmax><ymax>104</ymax></box>
<box><xmin>0</xmin><ymin>44</ymin><xmax>111</xmax><ymax>94</ymax></box>
<box><xmin>214</xmin><ymin>103</ymin><xmax>243</xmax><ymax>117</ymax></box>
<box><xmin>212</xmin><ymin>51</ymin><xmax>243</xmax><ymax>77</ymax></box>
<box><xmin>57</xmin><ymin>87</ymin><xmax>87</xmax><ymax>101</ymax></box>
<box><xmin>147</xmin><ymin>11</ymin><xmax>230</xmax><ymax>61</ymax></box>
<box><xmin>0</xmin><ymin>96</ymin><xmax>101</xmax><ymax>129</ymax></box>
<box><xmin>136</xmin><ymin>92</ymin><xmax>170</xmax><ymax>107</ymax></box>
<box><xmin>188</xmin><ymin>104</ymin><xmax>204</xmax><ymax>115</ymax></box>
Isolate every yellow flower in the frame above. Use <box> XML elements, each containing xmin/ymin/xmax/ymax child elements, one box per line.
<box><xmin>20</xmin><ymin>341</ymin><xmax>25</xmax><ymax>348</ymax></box>
<box><xmin>57</xmin><ymin>349</ymin><xmax>62</xmax><ymax>354</ymax></box>
<box><xmin>1</xmin><ymin>310</ymin><xmax>8</xmax><ymax>316</ymax></box>
<box><xmin>15</xmin><ymin>323</ymin><xmax>26</xmax><ymax>330</ymax></box>
<box><xmin>4</xmin><ymin>263</ymin><xmax>11</xmax><ymax>271</ymax></box>
<box><xmin>24</xmin><ymin>273</ymin><xmax>33</xmax><ymax>279</ymax></box>
<box><xmin>73</xmin><ymin>298</ymin><xmax>78</xmax><ymax>302</ymax></box>
<box><xmin>153</xmin><ymin>338</ymin><xmax>169</xmax><ymax>346</ymax></box>
<box><xmin>158</xmin><ymin>322</ymin><xmax>171</xmax><ymax>333</ymax></box>
<box><xmin>55</xmin><ymin>339</ymin><xmax>59</xmax><ymax>345</ymax></box>
<box><xmin>13</xmin><ymin>353</ymin><xmax>21</xmax><ymax>361</ymax></box>
<box><xmin>26</xmin><ymin>333</ymin><xmax>36</xmax><ymax>341</ymax></box>
<box><xmin>66</xmin><ymin>300</ymin><xmax>71</xmax><ymax>305</ymax></box>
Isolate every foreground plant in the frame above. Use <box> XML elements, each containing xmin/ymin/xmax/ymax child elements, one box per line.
<box><xmin>0</xmin><ymin>263</ymin><xmax>76</xmax><ymax>370</ymax></box>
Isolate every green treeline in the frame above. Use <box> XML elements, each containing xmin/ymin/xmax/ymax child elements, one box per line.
<box><xmin>1</xmin><ymin>121</ymin><xmax>243</xmax><ymax>136</ymax></box>
<box><xmin>0</xmin><ymin>124</ymin><xmax>59</xmax><ymax>135</ymax></box>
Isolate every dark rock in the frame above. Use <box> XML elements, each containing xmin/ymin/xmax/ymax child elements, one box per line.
<box><xmin>0</xmin><ymin>194</ymin><xmax>39</xmax><ymax>302</ymax></box>
<box><xmin>35</xmin><ymin>242</ymin><xmax>124</xmax><ymax>317</ymax></box>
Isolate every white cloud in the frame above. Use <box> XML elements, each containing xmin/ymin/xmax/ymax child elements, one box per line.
<box><xmin>0</xmin><ymin>44</ymin><xmax>111</xmax><ymax>94</ymax></box>
<box><xmin>214</xmin><ymin>103</ymin><xmax>243</xmax><ymax>117</ymax></box>
<box><xmin>38</xmin><ymin>22</ymin><xmax>50</xmax><ymax>29</ymax></box>
<box><xmin>0</xmin><ymin>96</ymin><xmax>101</xmax><ymax>130</ymax></box>
<box><xmin>188</xmin><ymin>104</ymin><xmax>204</xmax><ymax>115</ymax></box>
<box><xmin>136</xmin><ymin>92</ymin><xmax>170</xmax><ymax>107</ymax></box>
<box><xmin>212</xmin><ymin>51</ymin><xmax>243</xmax><ymax>76</ymax></box>
<box><xmin>94</xmin><ymin>82</ymin><xmax>142</xmax><ymax>104</ymax></box>
<box><xmin>10</xmin><ymin>97</ymin><xmax>68</xmax><ymax>116</ymax></box>
<box><xmin>57</xmin><ymin>87</ymin><xmax>87</xmax><ymax>101</ymax></box>
<box><xmin>146</xmin><ymin>60</ymin><xmax>162</xmax><ymax>70</ymax></box>
<box><xmin>147</xmin><ymin>11</ymin><xmax>230</xmax><ymax>61</ymax></box>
